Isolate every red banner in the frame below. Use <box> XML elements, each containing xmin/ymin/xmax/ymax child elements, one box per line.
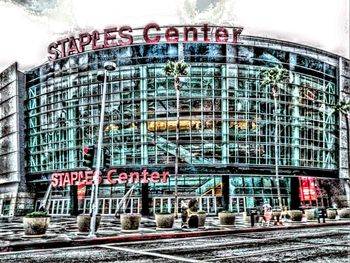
<box><xmin>299</xmin><ymin>176</ymin><xmax>317</xmax><ymax>201</ymax></box>
<box><xmin>77</xmin><ymin>184</ymin><xmax>86</xmax><ymax>205</ymax></box>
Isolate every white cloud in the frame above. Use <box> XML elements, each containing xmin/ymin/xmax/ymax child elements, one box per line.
<box><xmin>0</xmin><ymin>0</ymin><xmax>348</xmax><ymax>73</ymax></box>
<box><xmin>233</xmin><ymin>0</ymin><xmax>349</xmax><ymax>56</ymax></box>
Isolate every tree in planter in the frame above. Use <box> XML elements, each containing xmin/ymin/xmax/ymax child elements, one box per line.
<box><xmin>197</xmin><ymin>211</ymin><xmax>207</xmax><ymax>228</ymax></box>
<box><xmin>120</xmin><ymin>213</ymin><xmax>141</xmax><ymax>232</ymax></box>
<box><xmin>334</xmin><ymin>99</ymin><xmax>350</xmax><ymax>207</ymax></box>
<box><xmin>23</xmin><ymin>211</ymin><xmax>51</xmax><ymax>236</ymax></box>
<box><xmin>218</xmin><ymin>210</ymin><xmax>236</xmax><ymax>225</ymax></box>
<box><xmin>24</xmin><ymin>185</ymin><xmax>53</xmax><ymax>236</ymax></box>
<box><xmin>155</xmin><ymin>210</ymin><xmax>175</xmax><ymax>229</ymax></box>
<box><xmin>261</xmin><ymin>67</ymin><xmax>289</xmax><ymax>211</ymax></box>
<box><xmin>320</xmin><ymin>179</ymin><xmax>346</xmax><ymax>208</ymax></box>
<box><xmin>164</xmin><ymin>60</ymin><xmax>189</xmax><ymax>218</ymax></box>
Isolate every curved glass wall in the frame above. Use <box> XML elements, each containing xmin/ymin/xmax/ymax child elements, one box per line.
<box><xmin>25</xmin><ymin>43</ymin><xmax>338</xmax><ymax>174</ymax></box>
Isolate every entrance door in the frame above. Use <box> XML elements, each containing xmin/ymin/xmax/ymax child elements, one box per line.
<box><xmin>230</xmin><ymin>197</ymin><xmax>245</xmax><ymax>213</ymax></box>
<box><xmin>153</xmin><ymin>197</ymin><xmax>173</xmax><ymax>214</ymax></box>
<box><xmin>199</xmin><ymin>196</ymin><xmax>217</xmax><ymax>215</ymax></box>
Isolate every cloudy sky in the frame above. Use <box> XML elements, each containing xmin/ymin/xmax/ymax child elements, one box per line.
<box><xmin>0</xmin><ymin>0</ymin><xmax>349</xmax><ymax>72</ymax></box>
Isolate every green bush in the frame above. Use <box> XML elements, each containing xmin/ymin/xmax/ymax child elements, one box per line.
<box><xmin>25</xmin><ymin>211</ymin><xmax>50</xmax><ymax>218</ymax></box>
<box><xmin>157</xmin><ymin>210</ymin><xmax>171</xmax><ymax>215</ymax></box>
<box><xmin>287</xmin><ymin>210</ymin><xmax>303</xmax><ymax>221</ymax></box>
<box><xmin>197</xmin><ymin>210</ymin><xmax>206</xmax><ymax>214</ymax></box>
<box><xmin>338</xmin><ymin>208</ymin><xmax>350</xmax><ymax>218</ymax></box>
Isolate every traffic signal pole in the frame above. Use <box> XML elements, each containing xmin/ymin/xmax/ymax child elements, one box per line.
<box><xmin>103</xmin><ymin>148</ymin><xmax>111</xmax><ymax>168</ymax></box>
<box><xmin>88</xmin><ymin>69</ymin><xmax>107</xmax><ymax>238</ymax></box>
<box><xmin>83</xmin><ymin>146</ymin><xmax>95</xmax><ymax>168</ymax></box>
<box><xmin>88</xmin><ymin>62</ymin><xmax>116</xmax><ymax>238</ymax></box>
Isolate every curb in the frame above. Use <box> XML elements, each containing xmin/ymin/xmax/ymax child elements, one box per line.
<box><xmin>1</xmin><ymin>221</ymin><xmax>350</xmax><ymax>253</ymax></box>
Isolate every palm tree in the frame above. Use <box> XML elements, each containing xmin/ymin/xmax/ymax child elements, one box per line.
<box><xmin>334</xmin><ymin>99</ymin><xmax>350</xmax><ymax>207</ymax></box>
<box><xmin>261</xmin><ymin>67</ymin><xmax>289</xmax><ymax>210</ymax></box>
<box><xmin>164</xmin><ymin>60</ymin><xmax>189</xmax><ymax>218</ymax></box>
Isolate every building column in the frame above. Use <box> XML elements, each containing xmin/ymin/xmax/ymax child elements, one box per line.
<box><xmin>221</xmin><ymin>65</ymin><xmax>229</xmax><ymax>164</ymax></box>
<box><xmin>68</xmin><ymin>91</ymin><xmax>79</xmax><ymax>216</ymax></box>
<box><xmin>140</xmin><ymin>66</ymin><xmax>149</xmax><ymax>216</ymax></box>
<box><xmin>222</xmin><ymin>175</ymin><xmax>230</xmax><ymax>210</ymax></box>
<box><xmin>291</xmin><ymin>74</ymin><xmax>300</xmax><ymax>166</ymax></box>
<box><xmin>290</xmin><ymin>177</ymin><xmax>301</xmax><ymax>209</ymax></box>
<box><xmin>289</xmin><ymin>53</ymin><xmax>300</xmax><ymax>166</ymax></box>
<box><xmin>69</xmin><ymin>185</ymin><xmax>79</xmax><ymax>216</ymax></box>
<box><xmin>289</xmin><ymin>54</ymin><xmax>301</xmax><ymax>210</ymax></box>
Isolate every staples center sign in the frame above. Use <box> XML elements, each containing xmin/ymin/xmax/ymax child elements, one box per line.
<box><xmin>51</xmin><ymin>169</ymin><xmax>169</xmax><ymax>187</ymax></box>
<box><xmin>48</xmin><ymin>23</ymin><xmax>243</xmax><ymax>61</ymax></box>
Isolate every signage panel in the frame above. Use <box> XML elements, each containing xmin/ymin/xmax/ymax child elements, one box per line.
<box><xmin>48</xmin><ymin>23</ymin><xmax>243</xmax><ymax>61</ymax></box>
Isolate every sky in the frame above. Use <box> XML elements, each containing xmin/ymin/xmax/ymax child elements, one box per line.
<box><xmin>0</xmin><ymin>0</ymin><xmax>349</xmax><ymax>72</ymax></box>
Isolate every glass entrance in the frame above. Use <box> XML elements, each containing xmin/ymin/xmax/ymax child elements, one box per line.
<box><xmin>230</xmin><ymin>197</ymin><xmax>246</xmax><ymax>213</ymax></box>
<box><xmin>153</xmin><ymin>197</ymin><xmax>173</xmax><ymax>214</ymax></box>
<box><xmin>199</xmin><ymin>196</ymin><xmax>217</xmax><ymax>215</ymax></box>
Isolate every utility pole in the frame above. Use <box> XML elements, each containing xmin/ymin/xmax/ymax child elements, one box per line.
<box><xmin>88</xmin><ymin>61</ymin><xmax>116</xmax><ymax>238</ymax></box>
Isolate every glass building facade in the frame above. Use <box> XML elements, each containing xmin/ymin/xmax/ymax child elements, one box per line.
<box><xmin>24</xmin><ymin>36</ymin><xmax>340</xmax><ymax>214</ymax></box>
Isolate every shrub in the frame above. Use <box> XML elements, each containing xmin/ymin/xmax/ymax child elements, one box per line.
<box><xmin>197</xmin><ymin>210</ymin><xmax>206</xmax><ymax>214</ymax></box>
<box><xmin>157</xmin><ymin>210</ymin><xmax>171</xmax><ymax>215</ymax></box>
<box><xmin>338</xmin><ymin>208</ymin><xmax>350</xmax><ymax>218</ymax></box>
<box><xmin>287</xmin><ymin>210</ymin><xmax>303</xmax><ymax>221</ymax></box>
<box><xmin>25</xmin><ymin>211</ymin><xmax>50</xmax><ymax>218</ymax></box>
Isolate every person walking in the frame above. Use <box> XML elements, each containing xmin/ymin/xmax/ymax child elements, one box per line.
<box><xmin>262</xmin><ymin>202</ymin><xmax>272</xmax><ymax>226</ymax></box>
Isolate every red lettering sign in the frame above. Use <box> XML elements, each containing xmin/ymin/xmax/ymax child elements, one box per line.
<box><xmin>51</xmin><ymin>170</ymin><xmax>169</xmax><ymax>187</ymax></box>
<box><xmin>48</xmin><ymin>24</ymin><xmax>243</xmax><ymax>61</ymax></box>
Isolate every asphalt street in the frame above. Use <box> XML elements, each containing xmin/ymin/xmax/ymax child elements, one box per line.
<box><xmin>0</xmin><ymin>225</ymin><xmax>349</xmax><ymax>262</ymax></box>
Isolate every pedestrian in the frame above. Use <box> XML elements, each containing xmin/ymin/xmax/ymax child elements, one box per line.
<box><xmin>281</xmin><ymin>207</ymin><xmax>288</xmax><ymax>222</ymax></box>
<box><xmin>314</xmin><ymin>208</ymin><xmax>320</xmax><ymax>223</ymax></box>
<box><xmin>261</xmin><ymin>202</ymin><xmax>272</xmax><ymax>226</ymax></box>
<box><xmin>186</xmin><ymin>198</ymin><xmax>199</xmax><ymax>228</ymax></box>
<box><xmin>181</xmin><ymin>200</ymin><xmax>188</xmax><ymax>228</ymax></box>
<box><xmin>263</xmin><ymin>202</ymin><xmax>272</xmax><ymax>211</ymax></box>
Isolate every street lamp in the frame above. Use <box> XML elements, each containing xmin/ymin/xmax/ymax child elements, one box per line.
<box><xmin>89</xmin><ymin>61</ymin><xmax>116</xmax><ymax>238</ymax></box>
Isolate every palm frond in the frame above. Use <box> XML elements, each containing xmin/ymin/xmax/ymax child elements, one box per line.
<box><xmin>164</xmin><ymin>60</ymin><xmax>189</xmax><ymax>77</ymax></box>
<box><xmin>261</xmin><ymin>67</ymin><xmax>289</xmax><ymax>89</ymax></box>
<box><xmin>334</xmin><ymin>99</ymin><xmax>350</xmax><ymax>114</ymax></box>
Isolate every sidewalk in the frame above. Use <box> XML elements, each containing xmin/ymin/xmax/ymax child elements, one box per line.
<box><xmin>1</xmin><ymin>215</ymin><xmax>350</xmax><ymax>252</ymax></box>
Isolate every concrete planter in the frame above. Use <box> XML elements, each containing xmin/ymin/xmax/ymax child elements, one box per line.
<box><xmin>305</xmin><ymin>209</ymin><xmax>316</xmax><ymax>221</ymax></box>
<box><xmin>287</xmin><ymin>210</ymin><xmax>303</xmax><ymax>221</ymax></box>
<box><xmin>120</xmin><ymin>214</ymin><xmax>141</xmax><ymax>232</ymax></box>
<box><xmin>338</xmin><ymin>208</ymin><xmax>350</xmax><ymax>218</ymax></box>
<box><xmin>77</xmin><ymin>214</ymin><xmax>101</xmax><ymax>232</ymax></box>
<box><xmin>23</xmin><ymin>217</ymin><xmax>50</xmax><ymax>237</ymax></box>
<box><xmin>197</xmin><ymin>212</ymin><xmax>207</xmax><ymax>228</ymax></box>
<box><xmin>326</xmin><ymin>209</ymin><xmax>337</xmax><ymax>219</ymax></box>
<box><xmin>272</xmin><ymin>210</ymin><xmax>282</xmax><ymax>217</ymax></box>
<box><xmin>155</xmin><ymin>213</ymin><xmax>174</xmax><ymax>229</ymax></box>
<box><xmin>218</xmin><ymin>212</ymin><xmax>235</xmax><ymax>225</ymax></box>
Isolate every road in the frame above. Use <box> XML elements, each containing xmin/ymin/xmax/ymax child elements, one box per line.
<box><xmin>0</xmin><ymin>226</ymin><xmax>349</xmax><ymax>262</ymax></box>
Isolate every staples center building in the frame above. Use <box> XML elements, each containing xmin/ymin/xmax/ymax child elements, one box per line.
<box><xmin>1</xmin><ymin>24</ymin><xmax>350</xmax><ymax>217</ymax></box>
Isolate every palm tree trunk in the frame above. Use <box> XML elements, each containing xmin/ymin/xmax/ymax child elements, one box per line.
<box><xmin>273</xmin><ymin>87</ymin><xmax>283</xmax><ymax>210</ymax></box>
<box><xmin>174</xmin><ymin>77</ymin><xmax>180</xmax><ymax>218</ymax></box>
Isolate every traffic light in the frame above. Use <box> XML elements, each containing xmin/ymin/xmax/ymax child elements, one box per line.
<box><xmin>103</xmin><ymin>148</ymin><xmax>111</xmax><ymax>169</ymax></box>
<box><xmin>83</xmin><ymin>145</ymin><xmax>95</xmax><ymax>168</ymax></box>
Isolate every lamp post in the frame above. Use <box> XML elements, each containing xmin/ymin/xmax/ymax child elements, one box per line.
<box><xmin>89</xmin><ymin>61</ymin><xmax>116</xmax><ymax>238</ymax></box>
